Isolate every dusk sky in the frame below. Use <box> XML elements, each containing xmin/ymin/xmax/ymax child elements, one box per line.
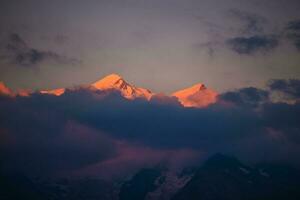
<box><xmin>1</xmin><ymin>0</ymin><xmax>300</xmax><ymax>93</ymax></box>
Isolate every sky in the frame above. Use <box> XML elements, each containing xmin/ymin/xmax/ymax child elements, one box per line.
<box><xmin>0</xmin><ymin>0</ymin><xmax>300</xmax><ymax>93</ymax></box>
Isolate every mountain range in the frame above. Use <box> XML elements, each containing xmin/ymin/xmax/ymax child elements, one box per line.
<box><xmin>1</xmin><ymin>154</ymin><xmax>300</xmax><ymax>200</ymax></box>
<box><xmin>0</xmin><ymin>73</ymin><xmax>217</xmax><ymax>108</ymax></box>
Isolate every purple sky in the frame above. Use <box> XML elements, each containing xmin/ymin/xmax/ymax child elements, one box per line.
<box><xmin>0</xmin><ymin>0</ymin><xmax>300</xmax><ymax>93</ymax></box>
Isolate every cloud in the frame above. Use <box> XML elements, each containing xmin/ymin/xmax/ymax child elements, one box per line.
<box><xmin>1</xmin><ymin>80</ymin><xmax>300</xmax><ymax>179</ymax></box>
<box><xmin>0</xmin><ymin>33</ymin><xmax>81</xmax><ymax>67</ymax></box>
<box><xmin>287</xmin><ymin>34</ymin><xmax>300</xmax><ymax>50</ymax></box>
<box><xmin>75</xmin><ymin>141</ymin><xmax>200</xmax><ymax>179</ymax></box>
<box><xmin>262</xmin><ymin>102</ymin><xmax>300</xmax><ymax>145</ymax></box>
<box><xmin>226</xmin><ymin>35</ymin><xmax>278</xmax><ymax>55</ymax></box>
<box><xmin>285</xmin><ymin>20</ymin><xmax>300</xmax><ymax>50</ymax></box>
<box><xmin>150</xmin><ymin>93</ymin><xmax>182</xmax><ymax>106</ymax></box>
<box><xmin>228</xmin><ymin>9</ymin><xmax>267</xmax><ymax>34</ymax></box>
<box><xmin>287</xmin><ymin>20</ymin><xmax>300</xmax><ymax>32</ymax></box>
<box><xmin>219</xmin><ymin>87</ymin><xmax>269</xmax><ymax>107</ymax></box>
<box><xmin>268</xmin><ymin>79</ymin><xmax>300</xmax><ymax>101</ymax></box>
<box><xmin>0</xmin><ymin>94</ymin><xmax>116</xmax><ymax>177</ymax></box>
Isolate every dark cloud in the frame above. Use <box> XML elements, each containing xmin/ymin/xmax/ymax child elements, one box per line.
<box><xmin>287</xmin><ymin>33</ymin><xmax>300</xmax><ymax>50</ymax></box>
<box><xmin>268</xmin><ymin>79</ymin><xmax>300</xmax><ymax>100</ymax></box>
<box><xmin>150</xmin><ymin>93</ymin><xmax>182</xmax><ymax>106</ymax></box>
<box><xmin>287</xmin><ymin>20</ymin><xmax>300</xmax><ymax>32</ymax></box>
<box><xmin>0</xmin><ymin>33</ymin><xmax>81</xmax><ymax>67</ymax></box>
<box><xmin>262</xmin><ymin>102</ymin><xmax>300</xmax><ymax>141</ymax></box>
<box><xmin>0</xmin><ymin>92</ymin><xmax>116</xmax><ymax>177</ymax></box>
<box><xmin>219</xmin><ymin>87</ymin><xmax>269</xmax><ymax>107</ymax></box>
<box><xmin>1</xmin><ymin>80</ymin><xmax>300</xmax><ymax>178</ymax></box>
<box><xmin>227</xmin><ymin>35</ymin><xmax>278</xmax><ymax>55</ymax></box>
<box><xmin>285</xmin><ymin>20</ymin><xmax>300</xmax><ymax>50</ymax></box>
<box><xmin>228</xmin><ymin>9</ymin><xmax>266</xmax><ymax>34</ymax></box>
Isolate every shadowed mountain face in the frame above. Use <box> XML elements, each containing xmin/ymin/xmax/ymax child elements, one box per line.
<box><xmin>0</xmin><ymin>172</ymin><xmax>117</xmax><ymax>200</ymax></box>
<box><xmin>171</xmin><ymin>154</ymin><xmax>300</xmax><ymax>200</ymax></box>
<box><xmin>0</xmin><ymin>172</ymin><xmax>43</xmax><ymax>200</ymax></box>
<box><xmin>116</xmin><ymin>154</ymin><xmax>300</xmax><ymax>200</ymax></box>
<box><xmin>119</xmin><ymin>168</ymin><xmax>162</xmax><ymax>200</ymax></box>
<box><xmin>1</xmin><ymin>154</ymin><xmax>300</xmax><ymax>200</ymax></box>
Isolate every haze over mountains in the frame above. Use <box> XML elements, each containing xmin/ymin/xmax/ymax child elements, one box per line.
<box><xmin>0</xmin><ymin>73</ymin><xmax>218</xmax><ymax>108</ymax></box>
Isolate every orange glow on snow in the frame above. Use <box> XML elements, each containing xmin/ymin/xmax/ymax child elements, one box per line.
<box><xmin>2</xmin><ymin>74</ymin><xmax>218</xmax><ymax>108</ymax></box>
<box><xmin>172</xmin><ymin>83</ymin><xmax>217</xmax><ymax>107</ymax></box>
<box><xmin>92</xmin><ymin>73</ymin><xmax>153</xmax><ymax>100</ymax></box>
<box><xmin>17</xmin><ymin>89</ymin><xmax>31</xmax><ymax>97</ymax></box>
<box><xmin>0</xmin><ymin>82</ymin><xmax>13</xmax><ymax>96</ymax></box>
<box><xmin>40</xmin><ymin>88</ymin><xmax>65</xmax><ymax>96</ymax></box>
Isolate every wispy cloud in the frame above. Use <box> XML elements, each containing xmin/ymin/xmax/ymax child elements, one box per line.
<box><xmin>0</xmin><ymin>33</ymin><xmax>81</xmax><ymax>67</ymax></box>
<box><xmin>285</xmin><ymin>19</ymin><xmax>300</xmax><ymax>50</ymax></box>
<box><xmin>287</xmin><ymin>20</ymin><xmax>300</xmax><ymax>32</ymax></box>
<box><xmin>226</xmin><ymin>35</ymin><xmax>278</xmax><ymax>55</ymax></box>
<box><xmin>268</xmin><ymin>79</ymin><xmax>300</xmax><ymax>101</ymax></box>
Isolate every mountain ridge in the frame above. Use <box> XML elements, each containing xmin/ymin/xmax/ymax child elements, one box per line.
<box><xmin>0</xmin><ymin>73</ymin><xmax>218</xmax><ymax>107</ymax></box>
<box><xmin>92</xmin><ymin>73</ymin><xmax>153</xmax><ymax>100</ymax></box>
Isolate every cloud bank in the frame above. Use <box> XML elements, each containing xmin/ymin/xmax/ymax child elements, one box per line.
<box><xmin>0</xmin><ymin>79</ymin><xmax>300</xmax><ymax>179</ymax></box>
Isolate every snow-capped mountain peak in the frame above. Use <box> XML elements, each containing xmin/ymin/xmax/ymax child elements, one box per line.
<box><xmin>92</xmin><ymin>73</ymin><xmax>126</xmax><ymax>90</ymax></box>
<box><xmin>172</xmin><ymin>83</ymin><xmax>207</xmax><ymax>97</ymax></box>
<box><xmin>40</xmin><ymin>88</ymin><xmax>65</xmax><ymax>96</ymax></box>
<box><xmin>92</xmin><ymin>74</ymin><xmax>153</xmax><ymax>100</ymax></box>
<box><xmin>172</xmin><ymin>82</ymin><xmax>217</xmax><ymax>107</ymax></box>
<box><xmin>0</xmin><ymin>82</ymin><xmax>13</xmax><ymax>96</ymax></box>
<box><xmin>35</xmin><ymin>73</ymin><xmax>217</xmax><ymax>107</ymax></box>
